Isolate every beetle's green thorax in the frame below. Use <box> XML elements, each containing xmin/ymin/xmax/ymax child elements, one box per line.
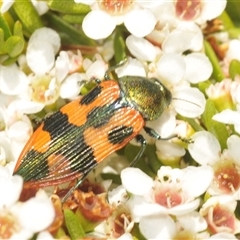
<box><xmin>119</xmin><ymin>76</ymin><xmax>172</xmax><ymax>121</ymax></box>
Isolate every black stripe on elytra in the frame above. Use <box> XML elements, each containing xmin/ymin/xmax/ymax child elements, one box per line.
<box><xmin>57</xmin><ymin>131</ymin><xmax>96</xmax><ymax>174</ymax></box>
<box><xmin>42</xmin><ymin>111</ymin><xmax>69</xmax><ymax>140</ymax></box>
<box><xmin>14</xmin><ymin>149</ymin><xmax>49</xmax><ymax>181</ymax></box>
<box><xmin>86</xmin><ymin>103</ymin><xmax>117</xmax><ymax>128</ymax></box>
<box><xmin>108</xmin><ymin>125</ymin><xmax>134</xmax><ymax>144</ymax></box>
<box><xmin>80</xmin><ymin>85</ymin><xmax>102</xmax><ymax>105</ymax></box>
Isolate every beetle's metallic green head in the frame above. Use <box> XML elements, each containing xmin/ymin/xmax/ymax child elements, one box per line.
<box><xmin>119</xmin><ymin>76</ymin><xmax>172</xmax><ymax>121</ymax></box>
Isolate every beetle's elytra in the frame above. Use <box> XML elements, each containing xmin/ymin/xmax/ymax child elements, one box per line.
<box><xmin>13</xmin><ymin>60</ymin><xmax>172</xmax><ymax>199</ymax></box>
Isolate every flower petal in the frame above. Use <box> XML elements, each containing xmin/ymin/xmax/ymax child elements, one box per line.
<box><xmin>182</xmin><ymin>166</ymin><xmax>213</xmax><ymax>197</ymax></box>
<box><xmin>184</xmin><ymin>53</ymin><xmax>212</xmax><ymax>83</ymax></box>
<box><xmin>82</xmin><ymin>10</ymin><xmax>116</xmax><ymax>40</ymax></box>
<box><xmin>0</xmin><ymin>167</ymin><xmax>23</xmax><ymax>208</ymax></box>
<box><xmin>8</xmin><ymin>99</ymin><xmax>45</xmax><ymax>114</ymax></box>
<box><xmin>37</xmin><ymin>231</ymin><xmax>54</xmax><ymax>240</ymax></box>
<box><xmin>124</xmin><ymin>9</ymin><xmax>156</xmax><ymax>38</ymax></box>
<box><xmin>226</xmin><ymin>40</ymin><xmax>240</xmax><ymax>62</ymax></box>
<box><xmin>59</xmin><ymin>73</ymin><xmax>85</xmax><ymax>99</ymax></box>
<box><xmin>173</xmin><ymin>87</ymin><xmax>206</xmax><ymax>117</ymax></box>
<box><xmin>157</xmin><ymin>53</ymin><xmax>186</xmax><ymax>84</ymax></box>
<box><xmin>1</xmin><ymin>0</ymin><xmax>14</xmax><ymax>13</ymax></box>
<box><xmin>31</xmin><ymin>0</ymin><xmax>49</xmax><ymax>15</ymax></box>
<box><xmin>29</xmin><ymin>27</ymin><xmax>60</xmax><ymax>55</ymax></box>
<box><xmin>139</xmin><ymin>214</ymin><xmax>176</xmax><ymax>239</ymax></box>
<box><xmin>115</xmin><ymin>57</ymin><xmax>146</xmax><ymax>77</ymax></box>
<box><xmin>0</xmin><ymin>64</ymin><xmax>29</xmax><ymax>95</ymax></box>
<box><xmin>121</xmin><ymin>167</ymin><xmax>153</xmax><ymax>195</ymax></box>
<box><xmin>227</xmin><ymin>135</ymin><xmax>240</xmax><ymax>165</ymax></box>
<box><xmin>126</xmin><ymin>35</ymin><xmax>160</xmax><ymax>61</ymax></box>
<box><xmin>212</xmin><ymin>109</ymin><xmax>240</xmax><ymax>125</ymax></box>
<box><xmin>15</xmin><ymin>190</ymin><xmax>55</xmax><ymax>232</ymax></box>
<box><xmin>196</xmin><ymin>0</ymin><xmax>227</xmax><ymax>23</ymax></box>
<box><xmin>162</xmin><ymin>29</ymin><xmax>196</xmax><ymax>53</ymax></box>
<box><xmin>85</xmin><ymin>59</ymin><xmax>108</xmax><ymax>79</ymax></box>
<box><xmin>177</xmin><ymin>211</ymin><xmax>207</xmax><ymax>232</ymax></box>
<box><xmin>55</xmin><ymin>51</ymin><xmax>70</xmax><ymax>82</ymax></box>
<box><xmin>188</xmin><ymin>131</ymin><xmax>221</xmax><ymax>165</ymax></box>
<box><xmin>146</xmin><ymin>109</ymin><xmax>176</xmax><ymax>138</ymax></box>
<box><xmin>26</xmin><ymin>40</ymin><xmax>55</xmax><ymax>75</ymax></box>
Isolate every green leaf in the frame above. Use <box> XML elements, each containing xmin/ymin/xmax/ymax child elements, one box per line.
<box><xmin>0</xmin><ymin>29</ymin><xmax>5</xmax><ymax>52</ymax></box>
<box><xmin>228</xmin><ymin>28</ymin><xmax>240</xmax><ymax>39</ymax></box>
<box><xmin>12</xmin><ymin>0</ymin><xmax>43</xmax><ymax>34</ymax></box>
<box><xmin>201</xmin><ymin>99</ymin><xmax>229</xmax><ymax>150</ymax></box>
<box><xmin>226</xmin><ymin>0</ymin><xmax>240</xmax><ymax>26</ymax></box>
<box><xmin>145</xmin><ymin>144</ymin><xmax>163</xmax><ymax>174</ymax></box>
<box><xmin>114</xmin><ymin>28</ymin><xmax>127</xmax><ymax>63</ymax></box>
<box><xmin>44</xmin><ymin>12</ymin><xmax>95</xmax><ymax>46</ymax></box>
<box><xmin>64</xmin><ymin>209</ymin><xmax>85</xmax><ymax>239</ymax></box>
<box><xmin>229</xmin><ymin>59</ymin><xmax>240</xmax><ymax>79</ymax></box>
<box><xmin>48</xmin><ymin>0</ymin><xmax>90</xmax><ymax>14</ymax></box>
<box><xmin>101</xmin><ymin>173</ymin><xmax>121</xmax><ymax>185</ymax></box>
<box><xmin>55</xmin><ymin>228</ymin><xmax>67</xmax><ymax>239</ymax></box>
<box><xmin>63</xmin><ymin>14</ymin><xmax>85</xmax><ymax>24</ymax></box>
<box><xmin>13</xmin><ymin>21</ymin><xmax>24</xmax><ymax>38</ymax></box>
<box><xmin>2</xmin><ymin>56</ymin><xmax>18</xmax><ymax>65</ymax></box>
<box><xmin>204</xmin><ymin>40</ymin><xmax>225</xmax><ymax>82</ymax></box>
<box><xmin>217</xmin><ymin>10</ymin><xmax>235</xmax><ymax>30</ymax></box>
<box><xmin>124</xmin><ymin>144</ymin><xmax>155</xmax><ymax>177</ymax></box>
<box><xmin>0</xmin><ymin>14</ymin><xmax>12</xmax><ymax>39</ymax></box>
<box><xmin>4</xmin><ymin>36</ymin><xmax>24</xmax><ymax>57</ymax></box>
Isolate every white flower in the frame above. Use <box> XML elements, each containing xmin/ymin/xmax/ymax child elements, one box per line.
<box><xmin>125</xmin><ymin>36</ymin><xmax>209</xmax><ymax>118</ymax></box>
<box><xmin>1</xmin><ymin>0</ymin><xmax>49</xmax><ymax>14</ymax></box>
<box><xmin>76</xmin><ymin>0</ymin><xmax>159</xmax><ymax>39</ymax></box>
<box><xmin>121</xmin><ymin>166</ymin><xmax>213</xmax><ymax>217</ymax></box>
<box><xmin>0</xmin><ymin>167</ymin><xmax>55</xmax><ymax>239</ymax></box>
<box><xmin>31</xmin><ymin>0</ymin><xmax>49</xmax><ymax>15</ymax></box>
<box><xmin>0</xmin><ymin>102</ymin><xmax>32</xmax><ymax>166</ymax></box>
<box><xmin>200</xmin><ymin>195</ymin><xmax>240</xmax><ymax>234</ymax></box>
<box><xmin>0</xmin><ymin>0</ymin><xmax>14</xmax><ymax>13</ymax></box>
<box><xmin>175</xmin><ymin>0</ymin><xmax>226</xmax><ymax>23</ymax></box>
<box><xmin>188</xmin><ymin>132</ymin><xmax>240</xmax><ymax>197</ymax></box>
<box><xmin>0</xmin><ymin>64</ymin><xmax>29</xmax><ymax>96</ymax></box>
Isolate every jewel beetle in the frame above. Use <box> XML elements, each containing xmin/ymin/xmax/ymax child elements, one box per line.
<box><xmin>13</xmin><ymin>59</ymin><xmax>172</xmax><ymax>201</ymax></box>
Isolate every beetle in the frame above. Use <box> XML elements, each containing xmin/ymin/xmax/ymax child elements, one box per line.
<box><xmin>13</xmin><ymin>59</ymin><xmax>172</xmax><ymax>201</ymax></box>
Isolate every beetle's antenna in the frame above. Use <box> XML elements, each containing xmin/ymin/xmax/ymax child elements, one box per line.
<box><xmin>172</xmin><ymin>97</ymin><xmax>202</xmax><ymax>108</ymax></box>
<box><xmin>104</xmin><ymin>58</ymin><xmax>128</xmax><ymax>80</ymax></box>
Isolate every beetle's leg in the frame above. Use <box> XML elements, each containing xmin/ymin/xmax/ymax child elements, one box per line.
<box><xmin>130</xmin><ymin>135</ymin><xmax>147</xmax><ymax>167</ymax></box>
<box><xmin>104</xmin><ymin>58</ymin><xmax>128</xmax><ymax>80</ymax></box>
<box><xmin>61</xmin><ymin>172</ymin><xmax>89</xmax><ymax>203</ymax></box>
<box><xmin>144</xmin><ymin>126</ymin><xmax>193</xmax><ymax>143</ymax></box>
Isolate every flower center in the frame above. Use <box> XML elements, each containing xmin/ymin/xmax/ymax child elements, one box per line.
<box><xmin>175</xmin><ymin>0</ymin><xmax>202</xmax><ymax>21</ymax></box>
<box><xmin>113</xmin><ymin>212</ymin><xmax>132</xmax><ymax>238</ymax></box>
<box><xmin>30</xmin><ymin>75</ymin><xmax>59</xmax><ymax>105</ymax></box>
<box><xmin>213</xmin><ymin>160</ymin><xmax>240</xmax><ymax>194</ymax></box>
<box><xmin>98</xmin><ymin>0</ymin><xmax>134</xmax><ymax>16</ymax></box>
<box><xmin>155</xmin><ymin>188</ymin><xmax>183</xmax><ymax>208</ymax></box>
<box><xmin>207</xmin><ymin>204</ymin><xmax>235</xmax><ymax>233</ymax></box>
<box><xmin>0</xmin><ymin>213</ymin><xmax>19</xmax><ymax>239</ymax></box>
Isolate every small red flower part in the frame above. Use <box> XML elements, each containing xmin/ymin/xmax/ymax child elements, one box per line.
<box><xmin>105</xmin><ymin>204</ymin><xmax>134</xmax><ymax>239</ymax></box>
<box><xmin>154</xmin><ymin>187</ymin><xmax>184</xmax><ymax>208</ymax></box>
<box><xmin>208</xmin><ymin>204</ymin><xmax>235</xmax><ymax>233</ymax></box>
<box><xmin>200</xmin><ymin>195</ymin><xmax>240</xmax><ymax>235</ymax></box>
<box><xmin>47</xmin><ymin>195</ymin><xmax>64</xmax><ymax>234</ymax></box>
<box><xmin>61</xmin><ymin>180</ymin><xmax>112</xmax><ymax>223</ymax></box>
<box><xmin>175</xmin><ymin>0</ymin><xmax>202</xmax><ymax>20</ymax></box>
<box><xmin>98</xmin><ymin>0</ymin><xmax>134</xmax><ymax>16</ymax></box>
<box><xmin>0</xmin><ymin>213</ymin><xmax>19</xmax><ymax>239</ymax></box>
<box><xmin>213</xmin><ymin>160</ymin><xmax>240</xmax><ymax>194</ymax></box>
